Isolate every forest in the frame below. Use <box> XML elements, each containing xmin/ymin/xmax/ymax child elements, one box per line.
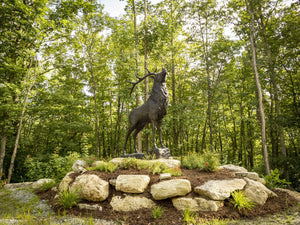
<box><xmin>0</xmin><ymin>0</ymin><xmax>299</xmax><ymax>191</ymax></box>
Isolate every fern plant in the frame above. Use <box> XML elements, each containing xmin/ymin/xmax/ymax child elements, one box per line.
<box><xmin>57</xmin><ymin>189</ymin><xmax>81</xmax><ymax>209</ymax></box>
<box><xmin>230</xmin><ymin>190</ymin><xmax>255</xmax><ymax>211</ymax></box>
<box><xmin>152</xmin><ymin>206</ymin><xmax>164</xmax><ymax>219</ymax></box>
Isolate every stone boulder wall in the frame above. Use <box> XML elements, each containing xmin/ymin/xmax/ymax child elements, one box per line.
<box><xmin>116</xmin><ymin>175</ymin><xmax>150</xmax><ymax>193</ymax></box>
<box><xmin>150</xmin><ymin>179</ymin><xmax>192</xmax><ymax>200</ymax></box>
<box><xmin>69</xmin><ymin>174</ymin><xmax>109</xmax><ymax>202</ymax></box>
<box><xmin>56</xmin><ymin>162</ymin><xmax>283</xmax><ymax>213</ymax></box>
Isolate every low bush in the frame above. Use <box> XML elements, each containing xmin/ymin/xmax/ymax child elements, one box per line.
<box><xmin>24</xmin><ymin>152</ymin><xmax>81</xmax><ymax>182</ymax></box>
<box><xmin>182</xmin><ymin>151</ymin><xmax>219</xmax><ymax>172</ymax></box>
<box><xmin>265</xmin><ymin>168</ymin><xmax>291</xmax><ymax>189</ymax></box>
<box><xmin>39</xmin><ymin>180</ymin><xmax>57</xmax><ymax>192</ymax></box>
<box><xmin>57</xmin><ymin>189</ymin><xmax>81</xmax><ymax>209</ymax></box>
<box><xmin>230</xmin><ymin>190</ymin><xmax>255</xmax><ymax>211</ymax></box>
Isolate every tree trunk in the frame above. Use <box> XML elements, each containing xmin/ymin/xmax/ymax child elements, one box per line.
<box><xmin>245</xmin><ymin>0</ymin><xmax>271</xmax><ymax>175</ymax></box>
<box><xmin>144</xmin><ymin>0</ymin><xmax>150</xmax><ymax>152</ymax></box>
<box><xmin>0</xmin><ymin>127</ymin><xmax>7</xmax><ymax>180</ymax></box>
<box><xmin>132</xmin><ymin>0</ymin><xmax>142</xmax><ymax>152</ymax></box>
<box><xmin>90</xmin><ymin>64</ymin><xmax>100</xmax><ymax>157</ymax></box>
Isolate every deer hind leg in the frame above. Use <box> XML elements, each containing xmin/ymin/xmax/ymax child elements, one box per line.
<box><xmin>157</xmin><ymin>119</ymin><xmax>165</xmax><ymax>148</ymax></box>
<box><xmin>123</xmin><ymin>126</ymin><xmax>135</xmax><ymax>155</ymax></box>
<box><xmin>151</xmin><ymin>120</ymin><xmax>158</xmax><ymax>149</ymax></box>
<box><xmin>133</xmin><ymin>122</ymin><xmax>146</xmax><ymax>153</ymax></box>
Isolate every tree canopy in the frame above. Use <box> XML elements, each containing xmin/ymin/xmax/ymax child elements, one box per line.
<box><xmin>0</xmin><ymin>0</ymin><xmax>299</xmax><ymax>190</ymax></box>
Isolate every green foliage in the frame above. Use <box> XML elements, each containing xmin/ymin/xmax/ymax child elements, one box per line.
<box><xmin>163</xmin><ymin>167</ymin><xmax>182</xmax><ymax>176</ymax></box>
<box><xmin>230</xmin><ymin>190</ymin><xmax>255</xmax><ymax>212</ymax></box>
<box><xmin>82</xmin><ymin>155</ymin><xmax>96</xmax><ymax>167</ymax></box>
<box><xmin>202</xmin><ymin>152</ymin><xmax>220</xmax><ymax>172</ymax></box>
<box><xmin>38</xmin><ymin>180</ymin><xmax>57</xmax><ymax>192</ymax></box>
<box><xmin>182</xmin><ymin>152</ymin><xmax>219</xmax><ymax>172</ymax></box>
<box><xmin>149</xmin><ymin>162</ymin><xmax>167</xmax><ymax>175</ymax></box>
<box><xmin>183</xmin><ymin>207</ymin><xmax>196</xmax><ymax>224</ymax></box>
<box><xmin>88</xmin><ymin>161</ymin><xmax>119</xmax><ymax>173</ymax></box>
<box><xmin>24</xmin><ymin>152</ymin><xmax>81</xmax><ymax>182</ymax></box>
<box><xmin>57</xmin><ymin>189</ymin><xmax>81</xmax><ymax>209</ymax></box>
<box><xmin>265</xmin><ymin>169</ymin><xmax>291</xmax><ymax>189</ymax></box>
<box><xmin>152</xmin><ymin>206</ymin><xmax>164</xmax><ymax>219</ymax></box>
<box><xmin>182</xmin><ymin>152</ymin><xmax>203</xmax><ymax>169</ymax></box>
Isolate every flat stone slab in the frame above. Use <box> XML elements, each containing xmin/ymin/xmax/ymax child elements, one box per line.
<box><xmin>172</xmin><ymin>197</ymin><xmax>223</xmax><ymax>212</ymax></box>
<box><xmin>194</xmin><ymin>179</ymin><xmax>247</xmax><ymax>200</ymax></box>
<box><xmin>219</xmin><ymin>164</ymin><xmax>248</xmax><ymax>173</ymax></box>
<box><xmin>3</xmin><ymin>182</ymin><xmax>33</xmax><ymax>190</ymax></box>
<box><xmin>110</xmin><ymin>195</ymin><xmax>156</xmax><ymax>212</ymax></box>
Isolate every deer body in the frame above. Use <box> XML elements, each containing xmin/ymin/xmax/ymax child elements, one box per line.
<box><xmin>123</xmin><ymin>68</ymin><xmax>169</xmax><ymax>155</ymax></box>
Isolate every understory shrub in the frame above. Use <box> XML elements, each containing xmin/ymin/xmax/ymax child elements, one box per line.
<box><xmin>230</xmin><ymin>190</ymin><xmax>255</xmax><ymax>211</ymax></box>
<box><xmin>182</xmin><ymin>151</ymin><xmax>219</xmax><ymax>172</ymax></box>
<box><xmin>264</xmin><ymin>168</ymin><xmax>291</xmax><ymax>189</ymax></box>
<box><xmin>38</xmin><ymin>180</ymin><xmax>57</xmax><ymax>192</ymax></box>
<box><xmin>24</xmin><ymin>152</ymin><xmax>81</xmax><ymax>182</ymax></box>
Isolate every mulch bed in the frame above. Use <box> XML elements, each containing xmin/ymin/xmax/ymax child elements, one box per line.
<box><xmin>37</xmin><ymin>168</ymin><xmax>298</xmax><ymax>225</ymax></box>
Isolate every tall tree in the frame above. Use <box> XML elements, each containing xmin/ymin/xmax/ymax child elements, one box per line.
<box><xmin>245</xmin><ymin>0</ymin><xmax>270</xmax><ymax>175</ymax></box>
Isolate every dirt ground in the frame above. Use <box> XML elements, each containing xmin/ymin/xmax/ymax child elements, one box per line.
<box><xmin>37</xmin><ymin>168</ymin><xmax>299</xmax><ymax>225</ymax></box>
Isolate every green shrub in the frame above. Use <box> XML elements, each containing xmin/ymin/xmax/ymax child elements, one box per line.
<box><xmin>39</xmin><ymin>180</ymin><xmax>57</xmax><ymax>192</ymax></box>
<box><xmin>152</xmin><ymin>206</ymin><xmax>164</xmax><ymax>219</ymax></box>
<box><xmin>182</xmin><ymin>152</ymin><xmax>203</xmax><ymax>169</ymax></box>
<box><xmin>57</xmin><ymin>189</ymin><xmax>81</xmax><ymax>209</ymax></box>
<box><xmin>202</xmin><ymin>151</ymin><xmax>219</xmax><ymax>172</ymax></box>
<box><xmin>182</xmin><ymin>151</ymin><xmax>219</xmax><ymax>172</ymax></box>
<box><xmin>107</xmin><ymin>162</ymin><xmax>118</xmax><ymax>173</ymax></box>
<box><xmin>163</xmin><ymin>167</ymin><xmax>182</xmax><ymax>176</ymax></box>
<box><xmin>149</xmin><ymin>162</ymin><xmax>167</xmax><ymax>174</ymax></box>
<box><xmin>183</xmin><ymin>207</ymin><xmax>196</xmax><ymax>224</ymax></box>
<box><xmin>24</xmin><ymin>152</ymin><xmax>81</xmax><ymax>182</ymax></box>
<box><xmin>265</xmin><ymin>168</ymin><xmax>291</xmax><ymax>189</ymax></box>
<box><xmin>230</xmin><ymin>190</ymin><xmax>255</xmax><ymax>211</ymax></box>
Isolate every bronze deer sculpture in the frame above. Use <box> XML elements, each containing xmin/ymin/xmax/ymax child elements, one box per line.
<box><xmin>123</xmin><ymin>68</ymin><xmax>169</xmax><ymax>156</ymax></box>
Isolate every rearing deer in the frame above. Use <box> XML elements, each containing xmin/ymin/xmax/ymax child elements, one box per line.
<box><xmin>123</xmin><ymin>68</ymin><xmax>169</xmax><ymax>155</ymax></box>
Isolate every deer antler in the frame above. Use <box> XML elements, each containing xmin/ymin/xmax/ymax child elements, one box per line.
<box><xmin>128</xmin><ymin>69</ymin><xmax>157</xmax><ymax>96</ymax></box>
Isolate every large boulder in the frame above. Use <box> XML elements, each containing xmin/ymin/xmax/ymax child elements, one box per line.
<box><xmin>194</xmin><ymin>179</ymin><xmax>246</xmax><ymax>200</ymax></box>
<box><xmin>116</xmin><ymin>175</ymin><xmax>150</xmax><ymax>193</ymax></box>
<box><xmin>110</xmin><ymin>195</ymin><xmax>156</xmax><ymax>212</ymax></box>
<box><xmin>72</xmin><ymin>160</ymin><xmax>87</xmax><ymax>173</ymax></box>
<box><xmin>32</xmin><ymin>178</ymin><xmax>55</xmax><ymax>190</ymax></box>
<box><xmin>275</xmin><ymin>188</ymin><xmax>300</xmax><ymax>202</ymax></box>
<box><xmin>243</xmin><ymin>178</ymin><xmax>277</xmax><ymax>205</ymax></box>
<box><xmin>151</xmin><ymin>179</ymin><xmax>191</xmax><ymax>200</ymax></box>
<box><xmin>172</xmin><ymin>197</ymin><xmax>223</xmax><ymax>212</ymax></box>
<box><xmin>58</xmin><ymin>172</ymin><xmax>76</xmax><ymax>192</ymax></box>
<box><xmin>69</xmin><ymin>174</ymin><xmax>109</xmax><ymax>202</ymax></box>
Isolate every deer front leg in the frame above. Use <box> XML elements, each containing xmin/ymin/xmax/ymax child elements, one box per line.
<box><xmin>158</xmin><ymin>119</ymin><xmax>166</xmax><ymax>148</ymax></box>
<box><xmin>151</xmin><ymin>120</ymin><xmax>158</xmax><ymax>149</ymax></box>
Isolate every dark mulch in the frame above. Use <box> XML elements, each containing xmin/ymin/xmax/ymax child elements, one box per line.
<box><xmin>37</xmin><ymin>168</ymin><xmax>298</xmax><ymax>225</ymax></box>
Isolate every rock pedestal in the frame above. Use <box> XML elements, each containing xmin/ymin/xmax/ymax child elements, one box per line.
<box><xmin>148</xmin><ymin>148</ymin><xmax>171</xmax><ymax>159</ymax></box>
